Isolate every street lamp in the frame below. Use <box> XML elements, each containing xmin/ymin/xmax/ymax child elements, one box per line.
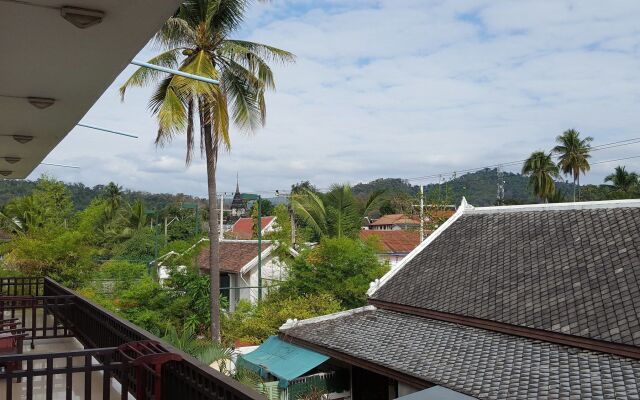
<box><xmin>241</xmin><ymin>193</ymin><xmax>263</xmax><ymax>301</ymax></box>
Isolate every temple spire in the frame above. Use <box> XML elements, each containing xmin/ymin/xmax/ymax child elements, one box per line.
<box><xmin>235</xmin><ymin>172</ymin><xmax>240</xmax><ymax>193</ymax></box>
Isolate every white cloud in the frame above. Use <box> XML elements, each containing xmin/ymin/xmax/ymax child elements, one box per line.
<box><xmin>38</xmin><ymin>0</ymin><xmax>640</xmax><ymax>197</ymax></box>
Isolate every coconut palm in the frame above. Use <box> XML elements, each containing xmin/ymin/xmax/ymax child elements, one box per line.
<box><xmin>552</xmin><ymin>129</ymin><xmax>593</xmax><ymax>201</ymax></box>
<box><xmin>119</xmin><ymin>0</ymin><xmax>294</xmax><ymax>341</ymax></box>
<box><xmin>102</xmin><ymin>182</ymin><xmax>123</xmax><ymax>218</ymax></box>
<box><xmin>522</xmin><ymin>151</ymin><xmax>560</xmax><ymax>202</ymax></box>
<box><xmin>292</xmin><ymin>185</ymin><xmax>384</xmax><ymax>239</ymax></box>
<box><xmin>605</xmin><ymin>166</ymin><xmax>638</xmax><ymax>192</ymax></box>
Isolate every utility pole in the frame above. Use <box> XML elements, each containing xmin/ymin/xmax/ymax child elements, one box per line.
<box><xmin>497</xmin><ymin>165</ymin><xmax>505</xmax><ymax>205</ymax></box>
<box><xmin>419</xmin><ymin>185</ymin><xmax>425</xmax><ymax>242</ymax></box>
<box><xmin>241</xmin><ymin>193</ymin><xmax>262</xmax><ymax>301</ymax></box>
<box><xmin>219</xmin><ymin>194</ymin><xmax>224</xmax><ymax>241</ymax></box>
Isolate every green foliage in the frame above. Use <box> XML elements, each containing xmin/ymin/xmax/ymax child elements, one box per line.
<box><xmin>111</xmin><ymin>230</ymin><xmax>158</xmax><ymax>263</ymax></box>
<box><xmin>162</xmin><ymin>326</ymin><xmax>233</xmax><ymax>368</ymax></box>
<box><xmin>292</xmin><ymin>185</ymin><xmax>384</xmax><ymax>240</ymax></box>
<box><xmin>165</xmin><ymin>268</ymin><xmax>213</xmax><ymax>334</ymax></box>
<box><xmin>522</xmin><ymin>151</ymin><xmax>560</xmax><ymax>202</ymax></box>
<box><xmin>552</xmin><ymin>129</ymin><xmax>593</xmax><ymax>201</ymax></box>
<box><xmin>1</xmin><ymin>176</ymin><xmax>73</xmax><ymax>233</ymax></box>
<box><xmin>280</xmin><ymin>237</ymin><xmax>388</xmax><ymax>308</ymax></box>
<box><xmin>222</xmin><ymin>293</ymin><xmax>341</xmax><ymax>345</ymax></box>
<box><xmin>1</xmin><ymin>227</ymin><xmax>96</xmax><ymax>287</ymax></box>
<box><xmin>605</xmin><ymin>166</ymin><xmax>639</xmax><ymax>193</ymax></box>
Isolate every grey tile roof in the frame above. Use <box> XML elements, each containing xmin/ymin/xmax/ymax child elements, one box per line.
<box><xmin>371</xmin><ymin>207</ymin><xmax>640</xmax><ymax>346</ymax></box>
<box><xmin>282</xmin><ymin>308</ymin><xmax>640</xmax><ymax>400</ymax></box>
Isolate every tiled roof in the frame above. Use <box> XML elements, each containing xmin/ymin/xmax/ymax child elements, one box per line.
<box><xmin>198</xmin><ymin>240</ymin><xmax>272</xmax><ymax>273</ymax></box>
<box><xmin>370</xmin><ymin>214</ymin><xmax>420</xmax><ymax>226</ymax></box>
<box><xmin>360</xmin><ymin>230</ymin><xmax>422</xmax><ymax>254</ymax></box>
<box><xmin>231</xmin><ymin>217</ymin><xmax>276</xmax><ymax>240</ymax></box>
<box><xmin>372</xmin><ymin>206</ymin><xmax>640</xmax><ymax>347</ymax></box>
<box><xmin>428</xmin><ymin>209</ymin><xmax>455</xmax><ymax>219</ymax></box>
<box><xmin>281</xmin><ymin>308</ymin><xmax>640</xmax><ymax>400</ymax></box>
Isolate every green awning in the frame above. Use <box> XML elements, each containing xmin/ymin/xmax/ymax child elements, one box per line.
<box><xmin>238</xmin><ymin>336</ymin><xmax>329</xmax><ymax>388</ymax></box>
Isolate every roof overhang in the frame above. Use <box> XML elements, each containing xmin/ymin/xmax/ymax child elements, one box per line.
<box><xmin>0</xmin><ymin>0</ymin><xmax>181</xmax><ymax>179</ymax></box>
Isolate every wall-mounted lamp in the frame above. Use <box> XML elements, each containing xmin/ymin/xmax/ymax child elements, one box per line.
<box><xmin>60</xmin><ymin>6</ymin><xmax>104</xmax><ymax>29</ymax></box>
<box><xmin>0</xmin><ymin>134</ymin><xmax>34</xmax><ymax>144</ymax></box>
<box><xmin>0</xmin><ymin>171</ymin><xmax>12</xmax><ymax>177</ymax></box>
<box><xmin>13</xmin><ymin>135</ymin><xmax>34</xmax><ymax>144</ymax></box>
<box><xmin>3</xmin><ymin>157</ymin><xmax>21</xmax><ymax>164</ymax></box>
<box><xmin>27</xmin><ymin>97</ymin><xmax>55</xmax><ymax>109</ymax></box>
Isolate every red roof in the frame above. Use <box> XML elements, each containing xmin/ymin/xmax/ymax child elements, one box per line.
<box><xmin>198</xmin><ymin>241</ymin><xmax>271</xmax><ymax>273</ymax></box>
<box><xmin>230</xmin><ymin>217</ymin><xmax>276</xmax><ymax>240</ymax></box>
<box><xmin>370</xmin><ymin>214</ymin><xmax>420</xmax><ymax>227</ymax></box>
<box><xmin>429</xmin><ymin>209</ymin><xmax>456</xmax><ymax>219</ymax></box>
<box><xmin>360</xmin><ymin>230</ymin><xmax>422</xmax><ymax>254</ymax></box>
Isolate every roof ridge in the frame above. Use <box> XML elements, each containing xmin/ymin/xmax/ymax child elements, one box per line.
<box><xmin>280</xmin><ymin>305</ymin><xmax>376</xmax><ymax>331</ymax></box>
<box><xmin>466</xmin><ymin>198</ymin><xmax>640</xmax><ymax>214</ymax></box>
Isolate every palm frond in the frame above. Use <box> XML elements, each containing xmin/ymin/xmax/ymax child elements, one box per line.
<box><xmin>223</xmin><ymin>40</ymin><xmax>296</xmax><ymax>64</ymax></box>
<box><xmin>156</xmin><ymin>86</ymin><xmax>188</xmax><ymax>146</ymax></box>
<box><xmin>291</xmin><ymin>190</ymin><xmax>328</xmax><ymax>237</ymax></box>
<box><xmin>119</xmin><ymin>49</ymin><xmax>181</xmax><ymax>100</ymax></box>
<box><xmin>154</xmin><ymin>16</ymin><xmax>197</xmax><ymax>48</ymax></box>
<box><xmin>220</xmin><ymin>62</ymin><xmax>263</xmax><ymax>132</ymax></box>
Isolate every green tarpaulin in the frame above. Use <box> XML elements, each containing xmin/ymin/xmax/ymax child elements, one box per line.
<box><xmin>238</xmin><ymin>336</ymin><xmax>329</xmax><ymax>388</ymax></box>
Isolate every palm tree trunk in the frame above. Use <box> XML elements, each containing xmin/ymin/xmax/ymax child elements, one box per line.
<box><xmin>573</xmin><ymin>177</ymin><xmax>576</xmax><ymax>202</ymax></box>
<box><xmin>577</xmin><ymin>175</ymin><xmax>580</xmax><ymax>201</ymax></box>
<box><xmin>204</xmin><ymin>123</ymin><xmax>221</xmax><ymax>342</ymax></box>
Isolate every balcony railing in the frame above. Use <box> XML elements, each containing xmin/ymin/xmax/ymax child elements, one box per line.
<box><xmin>0</xmin><ymin>277</ymin><xmax>264</xmax><ymax>400</ymax></box>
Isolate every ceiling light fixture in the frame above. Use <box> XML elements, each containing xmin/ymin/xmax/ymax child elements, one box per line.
<box><xmin>27</xmin><ymin>97</ymin><xmax>55</xmax><ymax>109</ymax></box>
<box><xmin>60</xmin><ymin>6</ymin><xmax>104</xmax><ymax>29</ymax></box>
<box><xmin>12</xmin><ymin>135</ymin><xmax>34</xmax><ymax>144</ymax></box>
<box><xmin>3</xmin><ymin>157</ymin><xmax>21</xmax><ymax>164</ymax></box>
<box><xmin>0</xmin><ymin>171</ymin><xmax>12</xmax><ymax>177</ymax></box>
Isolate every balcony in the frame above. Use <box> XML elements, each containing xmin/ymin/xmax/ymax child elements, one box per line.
<box><xmin>0</xmin><ymin>277</ymin><xmax>263</xmax><ymax>400</ymax></box>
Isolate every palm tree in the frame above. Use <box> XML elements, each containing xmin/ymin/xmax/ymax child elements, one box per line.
<box><xmin>120</xmin><ymin>0</ymin><xmax>294</xmax><ymax>341</ymax></box>
<box><xmin>292</xmin><ymin>185</ymin><xmax>384</xmax><ymax>239</ymax></box>
<box><xmin>522</xmin><ymin>151</ymin><xmax>560</xmax><ymax>202</ymax></box>
<box><xmin>605</xmin><ymin>166</ymin><xmax>638</xmax><ymax>192</ymax></box>
<box><xmin>102</xmin><ymin>182</ymin><xmax>123</xmax><ymax>218</ymax></box>
<box><xmin>552</xmin><ymin>129</ymin><xmax>593</xmax><ymax>201</ymax></box>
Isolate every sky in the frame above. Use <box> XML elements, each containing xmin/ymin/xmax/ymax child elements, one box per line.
<box><xmin>32</xmin><ymin>0</ymin><xmax>640</xmax><ymax>197</ymax></box>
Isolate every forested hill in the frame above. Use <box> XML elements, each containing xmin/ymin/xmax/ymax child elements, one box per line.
<box><xmin>0</xmin><ymin>180</ymin><xmax>204</xmax><ymax>211</ymax></box>
<box><xmin>352</xmin><ymin>169</ymin><xmax>581</xmax><ymax>206</ymax></box>
<box><xmin>1</xmin><ymin>168</ymin><xmax>621</xmax><ymax>210</ymax></box>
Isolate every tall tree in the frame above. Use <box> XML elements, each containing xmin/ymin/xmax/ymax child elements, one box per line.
<box><xmin>522</xmin><ymin>151</ymin><xmax>560</xmax><ymax>202</ymax></box>
<box><xmin>102</xmin><ymin>182</ymin><xmax>123</xmax><ymax>218</ymax></box>
<box><xmin>552</xmin><ymin>129</ymin><xmax>593</xmax><ymax>201</ymax></box>
<box><xmin>605</xmin><ymin>166</ymin><xmax>638</xmax><ymax>192</ymax></box>
<box><xmin>119</xmin><ymin>0</ymin><xmax>294</xmax><ymax>340</ymax></box>
<box><xmin>292</xmin><ymin>185</ymin><xmax>384</xmax><ymax>239</ymax></box>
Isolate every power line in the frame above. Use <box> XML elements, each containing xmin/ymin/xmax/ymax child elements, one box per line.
<box><xmin>406</xmin><ymin>137</ymin><xmax>640</xmax><ymax>183</ymax></box>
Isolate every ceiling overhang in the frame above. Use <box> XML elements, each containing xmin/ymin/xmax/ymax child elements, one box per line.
<box><xmin>0</xmin><ymin>0</ymin><xmax>182</xmax><ymax>179</ymax></box>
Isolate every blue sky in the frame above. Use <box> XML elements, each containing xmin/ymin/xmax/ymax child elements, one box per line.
<box><xmin>34</xmin><ymin>0</ymin><xmax>640</xmax><ymax>197</ymax></box>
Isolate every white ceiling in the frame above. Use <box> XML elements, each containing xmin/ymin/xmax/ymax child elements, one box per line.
<box><xmin>0</xmin><ymin>0</ymin><xmax>181</xmax><ymax>178</ymax></box>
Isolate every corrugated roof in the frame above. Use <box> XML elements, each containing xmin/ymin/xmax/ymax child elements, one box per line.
<box><xmin>282</xmin><ymin>308</ymin><xmax>640</xmax><ymax>400</ymax></box>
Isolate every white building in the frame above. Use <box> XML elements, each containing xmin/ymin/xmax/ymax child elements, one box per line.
<box><xmin>199</xmin><ymin>240</ymin><xmax>297</xmax><ymax>311</ymax></box>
